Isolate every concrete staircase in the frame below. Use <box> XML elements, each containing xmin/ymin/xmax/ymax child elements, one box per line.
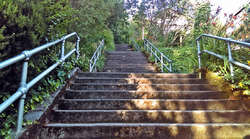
<box><xmin>40</xmin><ymin>44</ymin><xmax>250</xmax><ymax>138</ymax></box>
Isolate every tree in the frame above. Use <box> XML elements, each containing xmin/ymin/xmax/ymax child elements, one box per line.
<box><xmin>106</xmin><ymin>0</ymin><xmax>130</xmax><ymax>44</ymax></box>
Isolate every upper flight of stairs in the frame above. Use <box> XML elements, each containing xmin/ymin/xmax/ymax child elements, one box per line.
<box><xmin>103</xmin><ymin>44</ymin><xmax>156</xmax><ymax>73</ymax></box>
<box><xmin>36</xmin><ymin>44</ymin><xmax>250</xmax><ymax>138</ymax></box>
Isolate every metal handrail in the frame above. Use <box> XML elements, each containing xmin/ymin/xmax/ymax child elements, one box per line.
<box><xmin>196</xmin><ymin>33</ymin><xmax>250</xmax><ymax>79</ymax></box>
<box><xmin>89</xmin><ymin>39</ymin><xmax>105</xmax><ymax>72</ymax></box>
<box><xmin>131</xmin><ymin>39</ymin><xmax>140</xmax><ymax>51</ymax></box>
<box><xmin>0</xmin><ymin>32</ymin><xmax>80</xmax><ymax>132</ymax></box>
<box><xmin>130</xmin><ymin>38</ymin><xmax>172</xmax><ymax>73</ymax></box>
<box><xmin>144</xmin><ymin>39</ymin><xmax>172</xmax><ymax>73</ymax></box>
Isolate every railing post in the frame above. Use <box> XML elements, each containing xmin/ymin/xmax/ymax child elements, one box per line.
<box><xmin>155</xmin><ymin>50</ymin><xmax>157</xmax><ymax>65</ymax></box>
<box><xmin>150</xmin><ymin>45</ymin><xmax>152</xmax><ymax>57</ymax></box>
<box><xmin>197</xmin><ymin>40</ymin><xmax>201</xmax><ymax>79</ymax></box>
<box><xmin>17</xmin><ymin>51</ymin><xmax>29</xmax><ymax>132</ymax></box>
<box><xmin>227</xmin><ymin>41</ymin><xmax>234</xmax><ymax>82</ymax></box>
<box><xmin>161</xmin><ymin>53</ymin><xmax>163</xmax><ymax>72</ymax></box>
<box><xmin>169</xmin><ymin>62</ymin><xmax>172</xmax><ymax>73</ymax></box>
<box><xmin>76</xmin><ymin>38</ymin><xmax>80</xmax><ymax>60</ymax></box>
<box><xmin>60</xmin><ymin>39</ymin><xmax>66</xmax><ymax>68</ymax></box>
<box><xmin>89</xmin><ymin>60</ymin><xmax>92</xmax><ymax>72</ymax></box>
<box><xmin>144</xmin><ymin>39</ymin><xmax>145</xmax><ymax>51</ymax></box>
<box><xmin>103</xmin><ymin>39</ymin><xmax>105</xmax><ymax>49</ymax></box>
<box><xmin>147</xmin><ymin>42</ymin><xmax>148</xmax><ymax>53</ymax></box>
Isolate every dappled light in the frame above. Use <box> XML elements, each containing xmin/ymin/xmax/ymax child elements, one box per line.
<box><xmin>2</xmin><ymin>0</ymin><xmax>250</xmax><ymax>138</ymax></box>
<box><xmin>19</xmin><ymin>42</ymin><xmax>250</xmax><ymax>139</ymax></box>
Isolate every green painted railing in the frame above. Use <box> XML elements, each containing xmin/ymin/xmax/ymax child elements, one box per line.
<box><xmin>0</xmin><ymin>32</ymin><xmax>80</xmax><ymax>133</ymax></box>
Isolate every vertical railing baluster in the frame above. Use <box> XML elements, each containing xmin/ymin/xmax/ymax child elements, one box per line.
<box><xmin>197</xmin><ymin>40</ymin><xmax>201</xmax><ymax>79</ymax></box>
<box><xmin>60</xmin><ymin>39</ymin><xmax>66</xmax><ymax>68</ymax></box>
<box><xmin>150</xmin><ymin>45</ymin><xmax>152</xmax><ymax>57</ymax></box>
<box><xmin>161</xmin><ymin>53</ymin><xmax>163</xmax><ymax>72</ymax></box>
<box><xmin>76</xmin><ymin>38</ymin><xmax>80</xmax><ymax>60</ymax></box>
<box><xmin>147</xmin><ymin>42</ymin><xmax>148</xmax><ymax>53</ymax></box>
<box><xmin>197</xmin><ymin>40</ymin><xmax>201</xmax><ymax>69</ymax></box>
<box><xmin>89</xmin><ymin>60</ymin><xmax>92</xmax><ymax>72</ymax></box>
<box><xmin>144</xmin><ymin>40</ymin><xmax>146</xmax><ymax>51</ymax></box>
<box><xmin>169</xmin><ymin>62</ymin><xmax>172</xmax><ymax>73</ymax></box>
<box><xmin>155</xmin><ymin>50</ymin><xmax>157</xmax><ymax>65</ymax></box>
<box><xmin>17</xmin><ymin>51</ymin><xmax>29</xmax><ymax>132</ymax></box>
<box><xmin>227</xmin><ymin>41</ymin><xmax>234</xmax><ymax>82</ymax></box>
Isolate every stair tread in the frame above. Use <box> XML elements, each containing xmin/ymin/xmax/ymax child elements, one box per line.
<box><xmin>53</xmin><ymin>110</ymin><xmax>246</xmax><ymax>112</ymax></box>
<box><xmin>44</xmin><ymin>123</ymin><xmax>250</xmax><ymax>127</ymax></box>
<box><xmin>70</xmin><ymin>83</ymin><xmax>209</xmax><ymax>85</ymax></box>
<box><xmin>66</xmin><ymin>90</ymin><xmax>220</xmax><ymax>92</ymax></box>
<box><xmin>61</xmin><ymin>99</ymin><xmax>235</xmax><ymax>101</ymax></box>
<box><xmin>75</xmin><ymin>77</ymin><xmax>205</xmax><ymax>80</ymax></box>
<box><xmin>78</xmin><ymin>72</ymin><xmax>197</xmax><ymax>75</ymax></box>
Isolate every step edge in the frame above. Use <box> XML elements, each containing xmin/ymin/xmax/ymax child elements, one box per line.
<box><xmin>61</xmin><ymin>99</ymin><xmax>237</xmax><ymax>101</ymax></box>
<box><xmin>53</xmin><ymin>110</ymin><xmax>247</xmax><ymax>113</ymax></box>
<box><xmin>43</xmin><ymin>123</ymin><xmax>250</xmax><ymax>127</ymax></box>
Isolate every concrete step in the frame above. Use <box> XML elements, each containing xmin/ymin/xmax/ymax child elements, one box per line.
<box><xmin>105</xmin><ymin>57</ymin><xmax>149</xmax><ymax>60</ymax></box>
<box><xmin>69</xmin><ymin>83</ymin><xmax>215</xmax><ymax>91</ymax></box>
<box><xmin>51</xmin><ymin>110</ymin><xmax>250</xmax><ymax>123</ymax></box>
<box><xmin>64</xmin><ymin>90</ymin><xmax>228</xmax><ymax>99</ymax></box>
<box><xmin>106</xmin><ymin>51</ymin><xmax>147</xmax><ymax>58</ymax></box>
<box><xmin>57</xmin><ymin>99</ymin><xmax>242</xmax><ymax>110</ymax></box>
<box><xmin>115</xmin><ymin>44</ymin><xmax>132</xmax><ymax>51</ymax></box>
<box><xmin>77</xmin><ymin>72</ymin><xmax>198</xmax><ymax>78</ymax></box>
<box><xmin>104</xmin><ymin>63</ymin><xmax>153</xmax><ymax>67</ymax></box>
<box><xmin>106</xmin><ymin>51</ymin><xmax>143</xmax><ymax>54</ymax></box>
<box><xmin>74</xmin><ymin>77</ymin><xmax>208</xmax><ymax>84</ymax></box>
<box><xmin>114</xmin><ymin>44</ymin><xmax>133</xmax><ymax>51</ymax></box>
<box><xmin>106</xmin><ymin>57</ymin><xmax>147</xmax><ymax>60</ymax></box>
<box><xmin>105</xmin><ymin>60</ymin><xmax>150</xmax><ymax>64</ymax></box>
<box><xmin>103</xmin><ymin>65</ymin><xmax>155</xmax><ymax>69</ymax></box>
<box><xmin>41</xmin><ymin>123</ymin><xmax>250</xmax><ymax>138</ymax></box>
<box><xmin>104</xmin><ymin>66</ymin><xmax>155</xmax><ymax>71</ymax></box>
<box><xmin>102</xmin><ymin>69</ymin><xmax>156</xmax><ymax>73</ymax></box>
<box><xmin>105</xmin><ymin>56</ymin><xmax>146</xmax><ymax>59</ymax></box>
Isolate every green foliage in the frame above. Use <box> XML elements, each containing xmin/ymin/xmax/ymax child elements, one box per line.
<box><xmin>100</xmin><ymin>28</ymin><xmax>115</xmax><ymax>51</ymax></box>
<box><xmin>0</xmin><ymin>0</ymin><xmax>78</xmax><ymax>138</ymax></box>
<box><xmin>69</xmin><ymin>0</ymin><xmax>114</xmax><ymax>61</ymax></box>
<box><xmin>194</xmin><ymin>3</ymin><xmax>211</xmax><ymax>39</ymax></box>
<box><xmin>0</xmin><ymin>0</ymin><xmax>123</xmax><ymax>138</ymax></box>
<box><xmin>106</xmin><ymin>1</ymin><xmax>130</xmax><ymax>44</ymax></box>
<box><xmin>144</xmin><ymin>41</ymin><xmax>198</xmax><ymax>73</ymax></box>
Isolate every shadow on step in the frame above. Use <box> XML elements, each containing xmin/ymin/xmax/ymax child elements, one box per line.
<box><xmin>48</xmin><ymin>72</ymin><xmax>250</xmax><ymax>138</ymax></box>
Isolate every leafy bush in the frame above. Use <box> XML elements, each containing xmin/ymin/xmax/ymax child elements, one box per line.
<box><xmin>0</xmin><ymin>0</ymin><xmax>118</xmax><ymax>138</ymax></box>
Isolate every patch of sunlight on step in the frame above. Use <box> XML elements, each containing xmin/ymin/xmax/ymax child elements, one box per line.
<box><xmin>191</xmin><ymin>125</ymin><xmax>211</xmax><ymax>139</ymax></box>
<box><xmin>162</xmin><ymin>110</ymin><xmax>173</xmax><ymax>120</ymax></box>
<box><xmin>168</xmin><ymin>124</ymin><xmax>179</xmax><ymax>137</ymax></box>
<box><xmin>146</xmin><ymin>110</ymin><xmax>158</xmax><ymax>120</ymax></box>
<box><xmin>174</xmin><ymin>111</ymin><xmax>184</xmax><ymax>123</ymax></box>
<box><xmin>207</xmin><ymin>101</ymin><xmax>226</xmax><ymax>110</ymax></box>
<box><xmin>190</xmin><ymin>124</ymin><xmax>250</xmax><ymax>139</ymax></box>
<box><xmin>192</xmin><ymin>111</ymin><xmax>208</xmax><ymax>123</ymax></box>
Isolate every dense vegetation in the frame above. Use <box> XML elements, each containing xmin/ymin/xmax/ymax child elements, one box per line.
<box><xmin>130</xmin><ymin>0</ymin><xmax>250</xmax><ymax>99</ymax></box>
<box><xmin>0</xmin><ymin>0</ymin><xmax>129</xmax><ymax>138</ymax></box>
<box><xmin>2</xmin><ymin>0</ymin><xmax>250</xmax><ymax>138</ymax></box>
